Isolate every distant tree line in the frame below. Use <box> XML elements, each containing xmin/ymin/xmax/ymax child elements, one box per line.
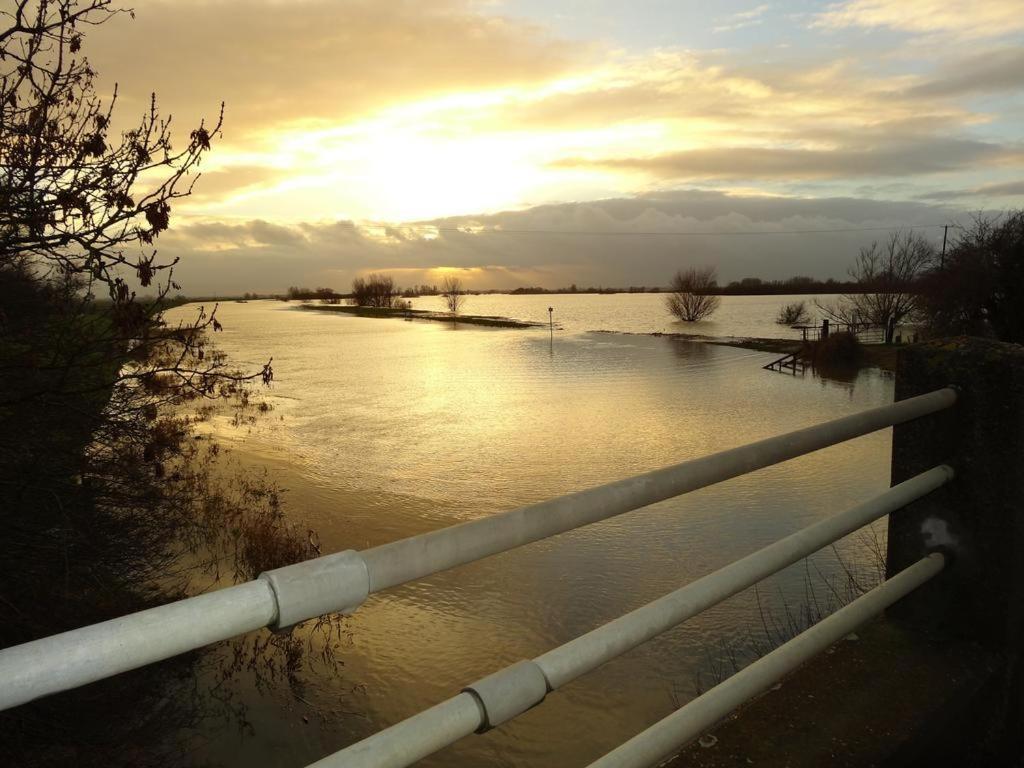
<box><xmin>272</xmin><ymin>275</ymin><xmax>882</xmax><ymax>301</ymax></box>
<box><xmin>509</xmin><ymin>284</ymin><xmax>662</xmax><ymax>294</ymax></box>
<box><xmin>717</xmin><ymin>276</ymin><xmax>866</xmax><ymax>295</ymax></box>
<box><xmin>275</xmin><ymin>211</ymin><xmax>1024</xmax><ymax>344</ymax></box>
<box><xmin>286</xmin><ymin>286</ymin><xmax>342</xmax><ymax>302</ymax></box>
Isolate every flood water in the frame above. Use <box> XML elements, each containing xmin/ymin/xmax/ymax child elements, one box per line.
<box><xmin>168</xmin><ymin>296</ymin><xmax>895</xmax><ymax>768</ymax></box>
<box><xmin>410</xmin><ymin>291</ymin><xmax>830</xmax><ymax>337</ymax></box>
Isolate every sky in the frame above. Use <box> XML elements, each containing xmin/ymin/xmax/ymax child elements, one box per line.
<box><xmin>87</xmin><ymin>0</ymin><xmax>1024</xmax><ymax>292</ymax></box>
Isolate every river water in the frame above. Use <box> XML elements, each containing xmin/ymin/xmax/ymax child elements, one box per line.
<box><xmin>167</xmin><ymin>296</ymin><xmax>894</xmax><ymax>768</ymax></box>
<box><xmin>409</xmin><ymin>292</ymin><xmax>828</xmax><ymax>337</ymax></box>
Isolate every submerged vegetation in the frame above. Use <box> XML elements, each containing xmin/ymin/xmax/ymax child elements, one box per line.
<box><xmin>803</xmin><ymin>332</ymin><xmax>865</xmax><ymax>380</ymax></box>
<box><xmin>441</xmin><ymin>275</ymin><xmax>467</xmax><ymax>318</ymax></box>
<box><xmin>665</xmin><ymin>266</ymin><xmax>721</xmax><ymax>322</ymax></box>
<box><xmin>777</xmin><ymin>300</ymin><xmax>811</xmax><ymax>326</ymax></box>
<box><xmin>351</xmin><ymin>273</ymin><xmax>398</xmax><ymax>308</ymax></box>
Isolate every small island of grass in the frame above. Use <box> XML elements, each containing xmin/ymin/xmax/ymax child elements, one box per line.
<box><xmin>297</xmin><ymin>303</ymin><xmax>542</xmax><ymax>328</ymax></box>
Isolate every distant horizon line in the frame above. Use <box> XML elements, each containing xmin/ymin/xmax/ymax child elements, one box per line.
<box><xmin>164</xmin><ymin>276</ymin><xmax>876</xmax><ymax>303</ymax></box>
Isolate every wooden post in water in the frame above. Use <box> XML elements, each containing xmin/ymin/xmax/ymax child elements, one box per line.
<box><xmin>548</xmin><ymin>306</ymin><xmax>554</xmax><ymax>346</ymax></box>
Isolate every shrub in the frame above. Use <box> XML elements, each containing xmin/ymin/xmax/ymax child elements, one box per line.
<box><xmin>441</xmin><ymin>275</ymin><xmax>467</xmax><ymax>316</ymax></box>
<box><xmin>918</xmin><ymin>211</ymin><xmax>1024</xmax><ymax>342</ymax></box>
<box><xmin>777</xmin><ymin>301</ymin><xmax>811</xmax><ymax>325</ymax></box>
<box><xmin>805</xmin><ymin>331</ymin><xmax>863</xmax><ymax>379</ymax></box>
<box><xmin>352</xmin><ymin>274</ymin><xmax>397</xmax><ymax>307</ymax></box>
<box><xmin>665</xmin><ymin>266</ymin><xmax>721</xmax><ymax>322</ymax></box>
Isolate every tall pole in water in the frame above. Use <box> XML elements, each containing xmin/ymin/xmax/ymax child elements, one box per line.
<box><xmin>548</xmin><ymin>306</ymin><xmax>554</xmax><ymax>349</ymax></box>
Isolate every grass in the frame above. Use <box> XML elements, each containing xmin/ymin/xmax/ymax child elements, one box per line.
<box><xmin>684</xmin><ymin>524</ymin><xmax>888</xmax><ymax>698</ymax></box>
<box><xmin>296</xmin><ymin>302</ymin><xmax>543</xmax><ymax>328</ymax></box>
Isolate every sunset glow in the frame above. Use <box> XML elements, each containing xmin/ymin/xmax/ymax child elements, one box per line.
<box><xmin>6</xmin><ymin>4</ymin><xmax>1024</xmax><ymax>766</ymax></box>
<box><xmin>80</xmin><ymin>0</ymin><xmax>1024</xmax><ymax>291</ymax></box>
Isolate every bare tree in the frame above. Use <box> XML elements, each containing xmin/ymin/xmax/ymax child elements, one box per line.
<box><xmin>0</xmin><ymin>5</ymin><xmax>320</xmax><ymax>763</ymax></box>
<box><xmin>817</xmin><ymin>231</ymin><xmax>935</xmax><ymax>343</ymax></box>
<box><xmin>351</xmin><ymin>273</ymin><xmax>397</xmax><ymax>307</ymax></box>
<box><xmin>777</xmin><ymin>300</ymin><xmax>811</xmax><ymax>325</ymax></box>
<box><xmin>441</xmin><ymin>274</ymin><xmax>466</xmax><ymax>318</ymax></box>
<box><xmin>665</xmin><ymin>266</ymin><xmax>721</xmax><ymax>322</ymax></box>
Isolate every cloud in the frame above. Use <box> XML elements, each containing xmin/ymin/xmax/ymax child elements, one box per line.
<box><xmin>186</xmin><ymin>166</ymin><xmax>289</xmax><ymax>203</ymax></box>
<box><xmin>813</xmin><ymin>0</ymin><xmax>1024</xmax><ymax>41</ymax></box>
<box><xmin>69</xmin><ymin>0</ymin><xmax>1023</xmax><ymax>248</ymax></box>
<box><xmin>552</xmin><ymin>137</ymin><xmax>1014</xmax><ymax>181</ymax></box>
<box><xmin>159</xmin><ymin>191</ymin><xmax>961</xmax><ymax>294</ymax></box>
<box><xmin>496</xmin><ymin>51</ymin><xmax>975</xmax><ymax>148</ymax></box>
<box><xmin>976</xmin><ymin>180</ymin><xmax>1024</xmax><ymax>197</ymax></box>
<box><xmin>713</xmin><ymin>4</ymin><xmax>772</xmax><ymax>33</ymax></box>
<box><xmin>74</xmin><ymin>1</ymin><xmax>1023</xmax><ymax>225</ymax></box>
<box><xmin>904</xmin><ymin>48</ymin><xmax>1024</xmax><ymax>98</ymax></box>
<box><xmin>87</xmin><ymin>0</ymin><xmax>586</xmax><ymax>137</ymax></box>
<box><xmin>916</xmin><ymin>180</ymin><xmax>1024</xmax><ymax>200</ymax></box>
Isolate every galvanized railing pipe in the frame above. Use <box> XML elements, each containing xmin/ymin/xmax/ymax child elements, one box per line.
<box><xmin>307</xmin><ymin>466</ymin><xmax>952</xmax><ymax>768</ymax></box>
<box><xmin>0</xmin><ymin>581</ymin><xmax>281</xmax><ymax>713</ymax></box>
<box><xmin>0</xmin><ymin>388</ymin><xmax>955</xmax><ymax>711</ymax></box>
<box><xmin>587</xmin><ymin>552</ymin><xmax>947</xmax><ymax>768</ymax></box>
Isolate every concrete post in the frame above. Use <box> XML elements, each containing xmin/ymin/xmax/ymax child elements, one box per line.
<box><xmin>888</xmin><ymin>336</ymin><xmax>1024</xmax><ymax>757</ymax></box>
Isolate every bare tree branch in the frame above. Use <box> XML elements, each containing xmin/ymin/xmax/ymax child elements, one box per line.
<box><xmin>665</xmin><ymin>266</ymin><xmax>721</xmax><ymax>322</ymax></box>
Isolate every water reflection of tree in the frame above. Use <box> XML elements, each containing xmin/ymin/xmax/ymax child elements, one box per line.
<box><xmin>667</xmin><ymin>338</ymin><xmax>712</xmax><ymax>363</ymax></box>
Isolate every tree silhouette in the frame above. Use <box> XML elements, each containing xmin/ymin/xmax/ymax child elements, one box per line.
<box><xmin>817</xmin><ymin>231</ymin><xmax>935</xmax><ymax>343</ymax></box>
<box><xmin>351</xmin><ymin>273</ymin><xmax>397</xmax><ymax>307</ymax></box>
<box><xmin>918</xmin><ymin>212</ymin><xmax>1024</xmax><ymax>343</ymax></box>
<box><xmin>665</xmin><ymin>266</ymin><xmax>721</xmax><ymax>322</ymax></box>
<box><xmin>441</xmin><ymin>274</ymin><xmax>466</xmax><ymax>318</ymax></box>
<box><xmin>0</xmin><ymin>5</ymin><xmax>312</xmax><ymax>764</ymax></box>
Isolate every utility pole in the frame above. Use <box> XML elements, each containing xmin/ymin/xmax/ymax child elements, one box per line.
<box><xmin>941</xmin><ymin>224</ymin><xmax>948</xmax><ymax>269</ymax></box>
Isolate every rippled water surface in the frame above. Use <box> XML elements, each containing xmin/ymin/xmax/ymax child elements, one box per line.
<box><xmin>168</xmin><ymin>297</ymin><xmax>894</xmax><ymax>768</ymax></box>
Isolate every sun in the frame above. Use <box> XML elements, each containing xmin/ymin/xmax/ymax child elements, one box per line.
<box><xmin>184</xmin><ymin>82</ymin><xmax>673</xmax><ymax>224</ymax></box>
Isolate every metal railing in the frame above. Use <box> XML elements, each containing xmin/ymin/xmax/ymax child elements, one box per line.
<box><xmin>0</xmin><ymin>387</ymin><xmax>957</xmax><ymax>768</ymax></box>
<box><xmin>312</xmin><ymin>467</ymin><xmax>951</xmax><ymax>768</ymax></box>
<box><xmin>586</xmin><ymin>553</ymin><xmax>946</xmax><ymax>768</ymax></box>
<box><xmin>793</xmin><ymin>321</ymin><xmax>892</xmax><ymax>344</ymax></box>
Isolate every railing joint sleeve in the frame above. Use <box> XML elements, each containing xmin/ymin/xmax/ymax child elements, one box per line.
<box><xmin>259</xmin><ymin>550</ymin><xmax>369</xmax><ymax>630</ymax></box>
<box><xmin>463</xmin><ymin>659</ymin><xmax>548</xmax><ymax>731</ymax></box>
